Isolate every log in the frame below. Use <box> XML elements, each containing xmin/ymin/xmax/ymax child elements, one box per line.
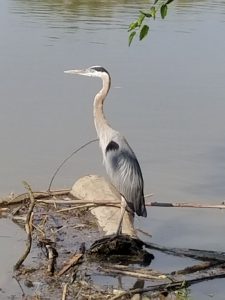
<box><xmin>88</xmin><ymin>234</ymin><xmax>154</xmax><ymax>265</ymax></box>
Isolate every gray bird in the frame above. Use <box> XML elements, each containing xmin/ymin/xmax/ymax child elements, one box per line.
<box><xmin>64</xmin><ymin>66</ymin><xmax>147</xmax><ymax>234</ymax></box>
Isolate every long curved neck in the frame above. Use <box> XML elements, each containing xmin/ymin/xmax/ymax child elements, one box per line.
<box><xmin>93</xmin><ymin>73</ymin><xmax>114</xmax><ymax>144</ymax></box>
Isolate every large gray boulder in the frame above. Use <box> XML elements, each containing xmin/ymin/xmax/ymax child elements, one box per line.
<box><xmin>70</xmin><ymin>175</ymin><xmax>136</xmax><ymax>237</ymax></box>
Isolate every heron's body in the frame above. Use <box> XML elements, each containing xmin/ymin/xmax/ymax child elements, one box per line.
<box><xmin>64</xmin><ymin>66</ymin><xmax>147</xmax><ymax>233</ymax></box>
<box><xmin>104</xmin><ymin>133</ymin><xmax>146</xmax><ymax>216</ymax></box>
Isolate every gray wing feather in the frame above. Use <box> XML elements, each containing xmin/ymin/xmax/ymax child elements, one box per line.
<box><xmin>104</xmin><ymin>137</ymin><xmax>147</xmax><ymax>217</ymax></box>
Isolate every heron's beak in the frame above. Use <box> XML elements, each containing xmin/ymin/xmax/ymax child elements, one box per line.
<box><xmin>64</xmin><ymin>69</ymin><xmax>82</xmax><ymax>74</ymax></box>
<box><xmin>64</xmin><ymin>69</ymin><xmax>89</xmax><ymax>76</ymax></box>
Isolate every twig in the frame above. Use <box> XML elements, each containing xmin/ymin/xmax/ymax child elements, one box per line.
<box><xmin>37</xmin><ymin>198</ymin><xmax>225</xmax><ymax>210</ymax></box>
<box><xmin>56</xmin><ymin>202</ymin><xmax>121</xmax><ymax>212</ymax></box>
<box><xmin>38</xmin><ymin>199</ymin><xmax>120</xmax><ymax>205</ymax></box>
<box><xmin>14</xmin><ymin>181</ymin><xmax>36</xmax><ymax>270</ymax></box>
<box><xmin>48</xmin><ymin>138</ymin><xmax>98</xmax><ymax>192</ymax></box>
<box><xmin>0</xmin><ymin>189</ymin><xmax>70</xmax><ymax>207</ymax></box>
<box><xmin>2</xmin><ymin>187</ymin><xmax>225</xmax><ymax>211</ymax></box>
<box><xmin>62</xmin><ymin>283</ymin><xmax>68</xmax><ymax>300</ymax></box>
<box><xmin>0</xmin><ymin>192</ymin><xmax>151</xmax><ymax>207</ymax></box>
<box><xmin>58</xmin><ymin>253</ymin><xmax>83</xmax><ymax>276</ymax></box>
<box><xmin>148</xmin><ymin>201</ymin><xmax>225</xmax><ymax>209</ymax></box>
<box><xmin>103</xmin><ymin>264</ymin><xmax>162</xmax><ymax>276</ymax></box>
<box><xmin>56</xmin><ymin>204</ymin><xmax>94</xmax><ymax>212</ymax></box>
<box><xmin>41</xmin><ymin>198</ymin><xmax>225</xmax><ymax>213</ymax></box>
<box><xmin>101</xmin><ymin>265</ymin><xmax>166</xmax><ymax>281</ymax></box>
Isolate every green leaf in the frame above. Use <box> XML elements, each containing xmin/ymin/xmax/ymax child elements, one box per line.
<box><xmin>154</xmin><ymin>0</ymin><xmax>159</xmax><ymax>4</ymax></box>
<box><xmin>139</xmin><ymin>25</ymin><xmax>149</xmax><ymax>41</ymax></box>
<box><xmin>140</xmin><ymin>10</ymin><xmax>152</xmax><ymax>18</ymax></box>
<box><xmin>160</xmin><ymin>4</ymin><xmax>168</xmax><ymax>19</ymax></box>
<box><xmin>150</xmin><ymin>6</ymin><xmax>156</xmax><ymax>19</ymax></box>
<box><xmin>128</xmin><ymin>31</ymin><xmax>136</xmax><ymax>46</ymax></box>
<box><xmin>137</xmin><ymin>13</ymin><xmax>145</xmax><ymax>26</ymax></box>
<box><xmin>166</xmin><ymin>0</ymin><xmax>174</xmax><ymax>5</ymax></box>
<box><xmin>128</xmin><ymin>21</ymin><xmax>139</xmax><ymax>32</ymax></box>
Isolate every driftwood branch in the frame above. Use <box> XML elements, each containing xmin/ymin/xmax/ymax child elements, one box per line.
<box><xmin>38</xmin><ymin>198</ymin><xmax>225</xmax><ymax>210</ymax></box>
<box><xmin>148</xmin><ymin>201</ymin><xmax>225</xmax><ymax>209</ymax></box>
<box><xmin>14</xmin><ymin>181</ymin><xmax>37</xmax><ymax>270</ymax></box>
<box><xmin>100</xmin><ymin>264</ymin><xmax>166</xmax><ymax>281</ymax></box>
<box><xmin>0</xmin><ymin>189</ymin><xmax>70</xmax><ymax>207</ymax></box>
<box><xmin>1</xmin><ymin>187</ymin><xmax>225</xmax><ymax>213</ymax></box>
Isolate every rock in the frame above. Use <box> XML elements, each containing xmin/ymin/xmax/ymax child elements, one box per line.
<box><xmin>70</xmin><ymin>175</ymin><xmax>136</xmax><ymax>237</ymax></box>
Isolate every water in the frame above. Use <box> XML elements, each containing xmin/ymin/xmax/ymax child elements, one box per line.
<box><xmin>0</xmin><ymin>0</ymin><xmax>225</xmax><ymax>298</ymax></box>
<box><xmin>0</xmin><ymin>219</ymin><xmax>27</xmax><ymax>297</ymax></box>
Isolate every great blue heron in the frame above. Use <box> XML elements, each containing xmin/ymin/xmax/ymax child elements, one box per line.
<box><xmin>64</xmin><ymin>66</ymin><xmax>147</xmax><ymax>234</ymax></box>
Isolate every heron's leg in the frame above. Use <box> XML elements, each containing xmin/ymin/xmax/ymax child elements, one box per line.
<box><xmin>115</xmin><ymin>196</ymin><xmax>126</xmax><ymax>235</ymax></box>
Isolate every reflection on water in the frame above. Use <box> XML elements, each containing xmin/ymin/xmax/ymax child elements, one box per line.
<box><xmin>9</xmin><ymin>0</ymin><xmax>225</xmax><ymax>40</ymax></box>
<box><xmin>9</xmin><ymin>0</ymin><xmax>149</xmax><ymax>30</ymax></box>
<box><xmin>176</xmin><ymin>0</ymin><xmax>225</xmax><ymax>13</ymax></box>
<box><xmin>10</xmin><ymin>0</ymin><xmax>225</xmax><ymax>19</ymax></box>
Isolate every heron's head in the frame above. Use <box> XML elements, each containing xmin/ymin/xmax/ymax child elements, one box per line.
<box><xmin>64</xmin><ymin>66</ymin><xmax>110</xmax><ymax>78</ymax></box>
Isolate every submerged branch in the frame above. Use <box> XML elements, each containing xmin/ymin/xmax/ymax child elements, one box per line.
<box><xmin>110</xmin><ymin>267</ymin><xmax>225</xmax><ymax>300</ymax></box>
<box><xmin>144</xmin><ymin>241</ymin><xmax>225</xmax><ymax>262</ymax></box>
<box><xmin>171</xmin><ymin>261</ymin><xmax>221</xmax><ymax>275</ymax></box>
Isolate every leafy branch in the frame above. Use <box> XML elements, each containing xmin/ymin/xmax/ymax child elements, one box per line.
<box><xmin>128</xmin><ymin>0</ymin><xmax>174</xmax><ymax>46</ymax></box>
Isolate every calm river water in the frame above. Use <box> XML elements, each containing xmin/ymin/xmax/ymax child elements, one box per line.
<box><xmin>0</xmin><ymin>0</ymin><xmax>225</xmax><ymax>298</ymax></box>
